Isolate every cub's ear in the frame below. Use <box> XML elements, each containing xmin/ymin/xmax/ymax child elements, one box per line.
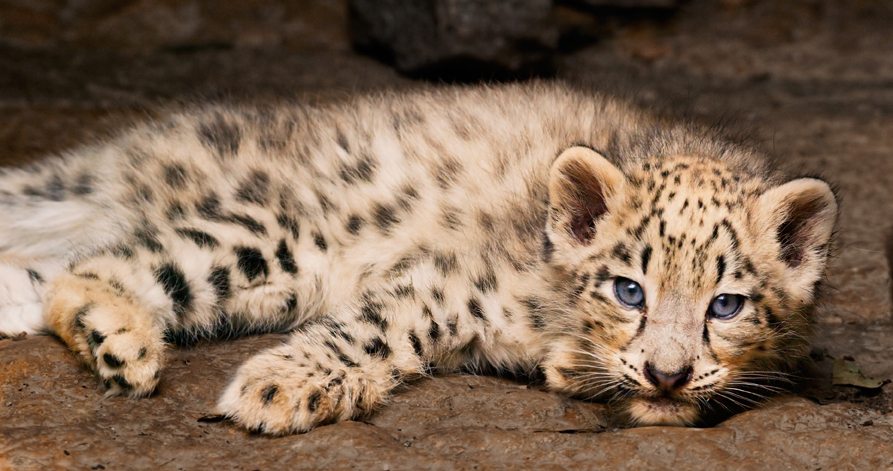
<box><xmin>548</xmin><ymin>146</ymin><xmax>626</xmax><ymax>245</ymax></box>
<box><xmin>758</xmin><ymin>178</ymin><xmax>837</xmax><ymax>295</ymax></box>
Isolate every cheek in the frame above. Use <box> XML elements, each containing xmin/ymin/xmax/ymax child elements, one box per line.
<box><xmin>708</xmin><ymin>322</ymin><xmax>776</xmax><ymax>367</ymax></box>
<box><xmin>577</xmin><ymin>293</ymin><xmax>642</xmax><ymax>346</ymax></box>
<box><xmin>593</xmin><ymin>314</ymin><xmax>642</xmax><ymax>353</ymax></box>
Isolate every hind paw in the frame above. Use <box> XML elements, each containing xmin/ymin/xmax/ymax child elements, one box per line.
<box><xmin>45</xmin><ymin>273</ymin><xmax>165</xmax><ymax>397</ymax></box>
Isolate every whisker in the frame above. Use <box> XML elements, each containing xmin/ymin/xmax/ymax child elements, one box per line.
<box><xmin>727</xmin><ymin>380</ymin><xmax>786</xmax><ymax>394</ymax></box>
<box><xmin>713</xmin><ymin>391</ymin><xmax>749</xmax><ymax>409</ymax></box>
<box><xmin>721</xmin><ymin>387</ymin><xmax>768</xmax><ymax>404</ymax></box>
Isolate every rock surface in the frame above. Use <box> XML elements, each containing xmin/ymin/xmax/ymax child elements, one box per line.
<box><xmin>2</xmin><ymin>0</ymin><xmax>893</xmax><ymax>469</ymax></box>
<box><xmin>4</xmin><ymin>334</ymin><xmax>893</xmax><ymax>470</ymax></box>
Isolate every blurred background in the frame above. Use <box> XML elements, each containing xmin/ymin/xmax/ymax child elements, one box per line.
<box><xmin>2</xmin><ymin>0</ymin><xmax>890</xmax><ymax>158</ymax></box>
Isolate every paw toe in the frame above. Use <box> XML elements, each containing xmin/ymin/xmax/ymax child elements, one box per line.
<box><xmin>95</xmin><ymin>330</ymin><xmax>163</xmax><ymax>396</ymax></box>
<box><xmin>103</xmin><ymin>352</ymin><xmax>124</xmax><ymax>368</ymax></box>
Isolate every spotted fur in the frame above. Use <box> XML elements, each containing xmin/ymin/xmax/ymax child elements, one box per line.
<box><xmin>0</xmin><ymin>83</ymin><xmax>837</xmax><ymax>433</ymax></box>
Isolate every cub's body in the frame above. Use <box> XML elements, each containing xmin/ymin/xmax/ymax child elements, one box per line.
<box><xmin>0</xmin><ymin>83</ymin><xmax>836</xmax><ymax>433</ymax></box>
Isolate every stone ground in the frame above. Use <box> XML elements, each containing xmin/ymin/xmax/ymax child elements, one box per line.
<box><xmin>2</xmin><ymin>0</ymin><xmax>893</xmax><ymax>469</ymax></box>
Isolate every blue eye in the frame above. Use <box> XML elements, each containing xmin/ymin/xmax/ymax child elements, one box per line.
<box><xmin>613</xmin><ymin>277</ymin><xmax>645</xmax><ymax>308</ymax></box>
<box><xmin>708</xmin><ymin>294</ymin><xmax>745</xmax><ymax>320</ymax></box>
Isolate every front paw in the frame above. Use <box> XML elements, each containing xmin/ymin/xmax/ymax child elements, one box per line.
<box><xmin>217</xmin><ymin>348</ymin><xmax>390</xmax><ymax>435</ymax></box>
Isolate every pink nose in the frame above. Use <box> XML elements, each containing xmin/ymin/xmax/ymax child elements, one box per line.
<box><xmin>643</xmin><ymin>362</ymin><xmax>693</xmax><ymax>392</ymax></box>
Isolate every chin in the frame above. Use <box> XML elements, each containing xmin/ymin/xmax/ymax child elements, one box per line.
<box><xmin>625</xmin><ymin>397</ymin><xmax>701</xmax><ymax>426</ymax></box>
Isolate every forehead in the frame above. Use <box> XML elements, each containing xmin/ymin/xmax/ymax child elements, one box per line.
<box><xmin>628</xmin><ymin>155</ymin><xmax>761</xmax><ymax>203</ymax></box>
<box><xmin>607</xmin><ymin>155</ymin><xmax>766</xmax><ymax>291</ymax></box>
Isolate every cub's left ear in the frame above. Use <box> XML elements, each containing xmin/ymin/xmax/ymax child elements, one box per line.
<box><xmin>758</xmin><ymin>178</ymin><xmax>837</xmax><ymax>292</ymax></box>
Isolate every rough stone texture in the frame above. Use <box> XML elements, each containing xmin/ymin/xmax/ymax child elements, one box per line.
<box><xmin>3</xmin><ymin>0</ymin><xmax>893</xmax><ymax>468</ymax></box>
<box><xmin>350</xmin><ymin>0</ymin><xmax>558</xmax><ymax>77</ymax></box>
<box><xmin>4</xmin><ymin>334</ymin><xmax>893</xmax><ymax>470</ymax></box>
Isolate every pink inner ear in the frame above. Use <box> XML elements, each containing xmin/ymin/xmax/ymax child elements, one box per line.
<box><xmin>562</xmin><ymin>163</ymin><xmax>609</xmax><ymax>244</ymax></box>
<box><xmin>777</xmin><ymin>218</ymin><xmax>806</xmax><ymax>267</ymax></box>
<box><xmin>569</xmin><ymin>192</ymin><xmax>606</xmax><ymax>243</ymax></box>
<box><xmin>777</xmin><ymin>196</ymin><xmax>826</xmax><ymax>268</ymax></box>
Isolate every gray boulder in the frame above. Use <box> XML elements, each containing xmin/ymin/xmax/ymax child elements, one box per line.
<box><xmin>350</xmin><ymin>0</ymin><xmax>559</xmax><ymax>79</ymax></box>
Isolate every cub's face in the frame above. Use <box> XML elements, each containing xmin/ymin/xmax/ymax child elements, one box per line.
<box><xmin>542</xmin><ymin>147</ymin><xmax>837</xmax><ymax>426</ymax></box>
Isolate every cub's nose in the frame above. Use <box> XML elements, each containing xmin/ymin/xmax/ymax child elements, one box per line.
<box><xmin>643</xmin><ymin>362</ymin><xmax>693</xmax><ymax>392</ymax></box>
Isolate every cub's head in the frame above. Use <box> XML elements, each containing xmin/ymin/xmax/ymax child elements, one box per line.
<box><xmin>541</xmin><ymin>146</ymin><xmax>837</xmax><ymax>426</ymax></box>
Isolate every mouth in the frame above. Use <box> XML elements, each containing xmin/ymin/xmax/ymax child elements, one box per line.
<box><xmin>625</xmin><ymin>395</ymin><xmax>701</xmax><ymax>426</ymax></box>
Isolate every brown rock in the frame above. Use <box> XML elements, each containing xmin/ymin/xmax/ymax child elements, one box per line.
<box><xmin>4</xmin><ymin>335</ymin><xmax>893</xmax><ymax>469</ymax></box>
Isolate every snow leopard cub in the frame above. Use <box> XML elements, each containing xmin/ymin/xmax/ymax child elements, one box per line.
<box><xmin>0</xmin><ymin>83</ymin><xmax>837</xmax><ymax>434</ymax></box>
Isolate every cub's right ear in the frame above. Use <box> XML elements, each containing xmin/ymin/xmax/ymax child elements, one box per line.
<box><xmin>547</xmin><ymin>146</ymin><xmax>626</xmax><ymax>246</ymax></box>
<box><xmin>756</xmin><ymin>177</ymin><xmax>837</xmax><ymax>302</ymax></box>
